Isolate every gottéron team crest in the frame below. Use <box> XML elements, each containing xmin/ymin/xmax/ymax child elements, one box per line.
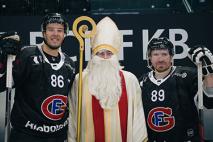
<box><xmin>147</xmin><ymin>107</ymin><xmax>175</xmax><ymax>132</ymax></box>
<box><xmin>41</xmin><ymin>95</ymin><xmax>67</xmax><ymax>120</ymax></box>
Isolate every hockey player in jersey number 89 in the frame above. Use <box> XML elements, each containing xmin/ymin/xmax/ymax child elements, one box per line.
<box><xmin>0</xmin><ymin>13</ymin><xmax>75</xmax><ymax>142</ymax></box>
<box><xmin>139</xmin><ymin>37</ymin><xmax>213</xmax><ymax>142</ymax></box>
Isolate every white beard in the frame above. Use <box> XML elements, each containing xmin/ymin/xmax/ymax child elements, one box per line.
<box><xmin>87</xmin><ymin>55</ymin><xmax>122</xmax><ymax>109</ymax></box>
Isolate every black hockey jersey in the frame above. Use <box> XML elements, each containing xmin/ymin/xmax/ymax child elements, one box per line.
<box><xmin>8</xmin><ymin>45</ymin><xmax>75</xmax><ymax>137</ymax></box>
<box><xmin>140</xmin><ymin>66</ymin><xmax>201</xmax><ymax>142</ymax></box>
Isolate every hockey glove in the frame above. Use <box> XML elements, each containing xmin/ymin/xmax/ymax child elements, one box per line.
<box><xmin>188</xmin><ymin>45</ymin><xmax>213</xmax><ymax>76</ymax></box>
<box><xmin>0</xmin><ymin>34</ymin><xmax>21</xmax><ymax>55</ymax></box>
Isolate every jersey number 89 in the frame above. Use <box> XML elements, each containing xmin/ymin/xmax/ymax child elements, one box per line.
<box><xmin>151</xmin><ymin>89</ymin><xmax>165</xmax><ymax>102</ymax></box>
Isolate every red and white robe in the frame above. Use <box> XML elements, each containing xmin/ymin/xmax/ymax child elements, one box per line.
<box><xmin>68</xmin><ymin>70</ymin><xmax>148</xmax><ymax>142</ymax></box>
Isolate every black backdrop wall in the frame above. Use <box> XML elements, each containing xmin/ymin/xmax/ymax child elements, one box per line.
<box><xmin>0</xmin><ymin>13</ymin><xmax>213</xmax><ymax>141</ymax></box>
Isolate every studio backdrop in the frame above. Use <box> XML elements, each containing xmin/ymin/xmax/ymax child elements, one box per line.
<box><xmin>0</xmin><ymin>13</ymin><xmax>213</xmax><ymax>141</ymax></box>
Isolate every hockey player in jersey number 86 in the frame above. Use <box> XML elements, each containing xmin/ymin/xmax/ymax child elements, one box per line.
<box><xmin>0</xmin><ymin>13</ymin><xmax>75</xmax><ymax>142</ymax></box>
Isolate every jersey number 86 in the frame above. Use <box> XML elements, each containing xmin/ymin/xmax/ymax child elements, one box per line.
<box><xmin>51</xmin><ymin>74</ymin><xmax>64</xmax><ymax>88</ymax></box>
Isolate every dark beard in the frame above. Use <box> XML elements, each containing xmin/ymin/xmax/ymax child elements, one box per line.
<box><xmin>43</xmin><ymin>38</ymin><xmax>61</xmax><ymax>50</ymax></box>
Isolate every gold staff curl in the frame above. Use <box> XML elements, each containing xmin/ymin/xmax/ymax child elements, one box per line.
<box><xmin>72</xmin><ymin>16</ymin><xmax>96</xmax><ymax>142</ymax></box>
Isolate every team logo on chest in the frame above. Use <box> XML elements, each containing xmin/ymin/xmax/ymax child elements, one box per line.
<box><xmin>147</xmin><ymin>107</ymin><xmax>175</xmax><ymax>132</ymax></box>
<box><xmin>41</xmin><ymin>95</ymin><xmax>67</xmax><ymax>120</ymax></box>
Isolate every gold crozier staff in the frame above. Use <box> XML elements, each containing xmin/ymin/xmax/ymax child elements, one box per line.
<box><xmin>72</xmin><ymin>16</ymin><xmax>96</xmax><ymax>142</ymax></box>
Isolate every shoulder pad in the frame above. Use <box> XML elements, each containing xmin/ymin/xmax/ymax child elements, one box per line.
<box><xmin>19</xmin><ymin>45</ymin><xmax>39</xmax><ymax>57</ymax></box>
<box><xmin>175</xmin><ymin>66</ymin><xmax>196</xmax><ymax>74</ymax></box>
<box><xmin>21</xmin><ymin>45</ymin><xmax>38</xmax><ymax>50</ymax></box>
